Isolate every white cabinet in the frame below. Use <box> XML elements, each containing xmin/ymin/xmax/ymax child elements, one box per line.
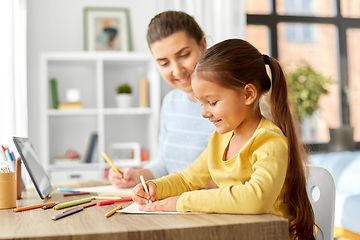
<box><xmin>40</xmin><ymin>52</ymin><xmax>160</xmax><ymax>182</ymax></box>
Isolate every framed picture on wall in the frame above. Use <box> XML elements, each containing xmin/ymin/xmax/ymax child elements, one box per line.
<box><xmin>84</xmin><ymin>7</ymin><xmax>132</xmax><ymax>51</ymax></box>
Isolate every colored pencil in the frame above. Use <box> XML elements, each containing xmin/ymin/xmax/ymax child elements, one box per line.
<box><xmin>101</xmin><ymin>152</ymin><xmax>126</xmax><ymax>182</ymax></box>
<box><xmin>57</xmin><ymin>188</ymin><xmax>79</xmax><ymax>193</ymax></box>
<box><xmin>63</xmin><ymin>192</ymin><xmax>91</xmax><ymax>197</ymax></box>
<box><xmin>140</xmin><ymin>175</ymin><xmax>152</xmax><ymax>203</ymax></box>
<box><xmin>54</xmin><ymin>198</ymin><xmax>92</xmax><ymax>210</ymax></box>
<box><xmin>97</xmin><ymin>197</ymin><xmax>133</xmax><ymax>206</ymax></box>
<box><xmin>13</xmin><ymin>202</ymin><xmax>56</xmax><ymax>212</ymax></box>
<box><xmin>93</xmin><ymin>196</ymin><xmax>123</xmax><ymax>200</ymax></box>
<box><xmin>42</xmin><ymin>203</ymin><xmax>57</xmax><ymax>209</ymax></box>
<box><xmin>52</xmin><ymin>207</ymin><xmax>84</xmax><ymax>221</ymax></box>
<box><xmin>105</xmin><ymin>205</ymin><xmax>123</xmax><ymax>218</ymax></box>
<box><xmin>62</xmin><ymin>202</ymin><xmax>96</xmax><ymax>213</ymax></box>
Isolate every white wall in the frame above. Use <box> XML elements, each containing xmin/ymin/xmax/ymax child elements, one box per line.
<box><xmin>27</xmin><ymin>0</ymin><xmax>246</xmax><ymax>151</ymax></box>
<box><xmin>27</xmin><ymin>0</ymin><xmax>160</xmax><ymax>151</ymax></box>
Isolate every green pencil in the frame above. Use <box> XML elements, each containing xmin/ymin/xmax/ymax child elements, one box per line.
<box><xmin>54</xmin><ymin>198</ymin><xmax>92</xmax><ymax>210</ymax></box>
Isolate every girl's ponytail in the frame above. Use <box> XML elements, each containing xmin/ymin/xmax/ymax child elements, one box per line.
<box><xmin>194</xmin><ymin>39</ymin><xmax>316</xmax><ymax>239</ymax></box>
<box><xmin>268</xmin><ymin>57</ymin><xmax>315</xmax><ymax>240</ymax></box>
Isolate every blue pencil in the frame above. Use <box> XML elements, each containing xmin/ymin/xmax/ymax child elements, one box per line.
<box><xmin>57</xmin><ymin>188</ymin><xmax>79</xmax><ymax>193</ymax></box>
<box><xmin>5</xmin><ymin>150</ymin><xmax>15</xmax><ymax>171</ymax></box>
<box><xmin>52</xmin><ymin>207</ymin><xmax>84</xmax><ymax>221</ymax></box>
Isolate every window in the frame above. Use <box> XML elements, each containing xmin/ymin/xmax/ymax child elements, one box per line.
<box><xmin>347</xmin><ymin>28</ymin><xmax>360</xmax><ymax>141</ymax></box>
<box><xmin>286</xmin><ymin>23</ymin><xmax>315</xmax><ymax>42</ymax></box>
<box><xmin>285</xmin><ymin>0</ymin><xmax>313</xmax><ymax>16</ymax></box>
<box><xmin>246</xmin><ymin>0</ymin><xmax>360</xmax><ymax>150</ymax></box>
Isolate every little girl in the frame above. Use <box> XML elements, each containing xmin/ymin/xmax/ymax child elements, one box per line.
<box><xmin>132</xmin><ymin>39</ymin><xmax>315</xmax><ymax>240</ymax></box>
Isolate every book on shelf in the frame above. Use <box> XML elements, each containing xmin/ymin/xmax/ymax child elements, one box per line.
<box><xmin>58</xmin><ymin>101</ymin><xmax>83</xmax><ymax>110</ymax></box>
<box><xmin>50</xmin><ymin>78</ymin><xmax>59</xmax><ymax>109</ymax></box>
<box><xmin>140</xmin><ymin>78</ymin><xmax>148</xmax><ymax>108</ymax></box>
<box><xmin>84</xmin><ymin>132</ymin><xmax>98</xmax><ymax>163</ymax></box>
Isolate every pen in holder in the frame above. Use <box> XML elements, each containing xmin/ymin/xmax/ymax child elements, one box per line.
<box><xmin>0</xmin><ymin>162</ymin><xmax>16</xmax><ymax>209</ymax></box>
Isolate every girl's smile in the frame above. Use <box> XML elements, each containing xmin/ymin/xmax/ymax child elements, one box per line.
<box><xmin>192</xmin><ymin>77</ymin><xmax>261</xmax><ymax>137</ymax></box>
<box><xmin>210</xmin><ymin>119</ymin><xmax>222</xmax><ymax>126</ymax></box>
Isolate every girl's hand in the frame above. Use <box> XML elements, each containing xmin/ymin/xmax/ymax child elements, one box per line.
<box><xmin>132</xmin><ymin>181</ymin><xmax>157</xmax><ymax>205</ymax></box>
<box><xmin>139</xmin><ymin>196</ymin><xmax>179</xmax><ymax>212</ymax></box>
<box><xmin>108</xmin><ymin>168</ymin><xmax>140</xmax><ymax>188</ymax></box>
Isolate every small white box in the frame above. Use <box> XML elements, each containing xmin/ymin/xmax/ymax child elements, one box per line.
<box><xmin>65</xmin><ymin>88</ymin><xmax>81</xmax><ymax>102</ymax></box>
<box><xmin>108</xmin><ymin>142</ymin><xmax>141</xmax><ymax>168</ymax></box>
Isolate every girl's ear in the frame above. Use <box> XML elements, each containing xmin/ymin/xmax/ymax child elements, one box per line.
<box><xmin>244</xmin><ymin>84</ymin><xmax>258</xmax><ymax>105</ymax></box>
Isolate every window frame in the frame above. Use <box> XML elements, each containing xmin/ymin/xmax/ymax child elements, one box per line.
<box><xmin>247</xmin><ymin>0</ymin><xmax>360</xmax><ymax>152</ymax></box>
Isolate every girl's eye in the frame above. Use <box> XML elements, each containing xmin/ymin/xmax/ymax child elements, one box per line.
<box><xmin>160</xmin><ymin>62</ymin><xmax>169</xmax><ymax>67</ymax></box>
<box><xmin>180</xmin><ymin>53</ymin><xmax>190</xmax><ymax>58</ymax></box>
<box><xmin>210</xmin><ymin>101</ymin><xmax>217</xmax><ymax>106</ymax></box>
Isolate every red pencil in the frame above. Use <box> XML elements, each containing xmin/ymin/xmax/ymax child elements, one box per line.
<box><xmin>1</xmin><ymin>145</ymin><xmax>7</xmax><ymax>161</ymax></box>
<box><xmin>96</xmin><ymin>197</ymin><xmax>133</xmax><ymax>206</ymax></box>
<box><xmin>62</xmin><ymin>201</ymin><xmax>96</xmax><ymax>213</ymax></box>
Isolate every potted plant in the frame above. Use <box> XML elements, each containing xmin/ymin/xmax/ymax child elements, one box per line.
<box><xmin>116</xmin><ymin>83</ymin><xmax>132</xmax><ymax>108</ymax></box>
<box><xmin>287</xmin><ymin>61</ymin><xmax>334</xmax><ymax>144</ymax></box>
<box><xmin>287</xmin><ymin>61</ymin><xmax>332</xmax><ymax>123</ymax></box>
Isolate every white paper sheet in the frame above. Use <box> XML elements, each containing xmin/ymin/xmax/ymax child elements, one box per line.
<box><xmin>117</xmin><ymin>202</ymin><xmax>201</xmax><ymax>214</ymax></box>
<box><xmin>74</xmin><ymin>185</ymin><xmax>133</xmax><ymax>197</ymax></box>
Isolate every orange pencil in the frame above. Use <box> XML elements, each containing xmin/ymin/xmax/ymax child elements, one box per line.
<box><xmin>101</xmin><ymin>152</ymin><xmax>126</xmax><ymax>182</ymax></box>
<box><xmin>13</xmin><ymin>202</ymin><xmax>56</xmax><ymax>212</ymax></box>
<box><xmin>105</xmin><ymin>204</ymin><xmax>123</xmax><ymax>218</ymax></box>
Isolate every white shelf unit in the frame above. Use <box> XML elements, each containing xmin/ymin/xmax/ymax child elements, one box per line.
<box><xmin>40</xmin><ymin>52</ymin><xmax>160</xmax><ymax>182</ymax></box>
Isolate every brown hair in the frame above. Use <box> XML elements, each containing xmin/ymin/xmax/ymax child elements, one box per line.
<box><xmin>193</xmin><ymin>39</ymin><xmax>315</xmax><ymax>240</ymax></box>
<box><xmin>147</xmin><ymin>10</ymin><xmax>204</xmax><ymax>47</ymax></box>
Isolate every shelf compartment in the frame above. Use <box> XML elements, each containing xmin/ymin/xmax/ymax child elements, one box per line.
<box><xmin>48</xmin><ymin>108</ymin><xmax>98</xmax><ymax>116</ymax></box>
<box><xmin>48</xmin><ymin>116</ymin><xmax>98</xmax><ymax>165</ymax></box>
<box><xmin>47</xmin><ymin>59</ymin><xmax>97</xmax><ymax>109</ymax></box>
<box><xmin>103</xmin><ymin>108</ymin><xmax>151</xmax><ymax>115</ymax></box>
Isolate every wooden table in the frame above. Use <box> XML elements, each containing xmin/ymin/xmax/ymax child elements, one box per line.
<box><xmin>0</xmin><ymin>180</ymin><xmax>289</xmax><ymax>240</ymax></box>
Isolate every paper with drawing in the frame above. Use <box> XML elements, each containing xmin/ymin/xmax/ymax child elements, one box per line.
<box><xmin>118</xmin><ymin>202</ymin><xmax>201</xmax><ymax>214</ymax></box>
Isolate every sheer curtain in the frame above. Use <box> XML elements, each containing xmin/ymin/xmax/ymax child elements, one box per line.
<box><xmin>0</xmin><ymin>0</ymin><xmax>28</xmax><ymax>148</ymax></box>
<box><xmin>155</xmin><ymin>0</ymin><xmax>246</xmax><ymax>46</ymax></box>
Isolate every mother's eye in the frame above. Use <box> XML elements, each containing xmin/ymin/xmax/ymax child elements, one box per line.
<box><xmin>180</xmin><ymin>53</ymin><xmax>190</xmax><ymax>57</ymax></box>
<box><xmin>159</xmin><ymin>62</ymin><xmax>169</xmax><ymax>67</ymax></box>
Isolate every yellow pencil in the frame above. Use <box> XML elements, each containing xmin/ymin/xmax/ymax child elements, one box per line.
<box><xmin>105</xmin><ymin>204</ymin><xmax>123</xmax><ymax>218</ymax></box>
<box><xmin>101</xmin><ymin>152</ymin><xmax>126</xmax><ymax>182</ymax></box>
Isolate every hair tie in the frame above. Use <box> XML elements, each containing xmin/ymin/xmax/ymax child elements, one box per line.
<box><xmin>262</xmin><ymin>54</ymin><xmax>270</xmax><ymax>65</ymax></box>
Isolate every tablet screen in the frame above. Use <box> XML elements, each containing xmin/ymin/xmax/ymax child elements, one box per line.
<box><xmin>13</xmin><ymin>137</ymin><xmax>53</xmax><ymax>199</ymax></box>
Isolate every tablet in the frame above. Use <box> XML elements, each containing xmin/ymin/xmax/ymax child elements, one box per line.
<box><xmin>13</xmin><ymin>137</ymin><xmax>53</xmax><ymax>199</ymax></box>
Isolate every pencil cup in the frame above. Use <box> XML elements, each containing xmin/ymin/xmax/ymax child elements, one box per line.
<box><xmin>0</xmin><ymin>171</ymin><xmax>16</xmax><ymax>209</ymax></box>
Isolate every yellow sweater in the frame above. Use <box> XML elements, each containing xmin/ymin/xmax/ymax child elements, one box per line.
<box><xmin>151</xmin><ymin>117</ymin><xmax>292</xmax><ymax>222</ymax></box>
